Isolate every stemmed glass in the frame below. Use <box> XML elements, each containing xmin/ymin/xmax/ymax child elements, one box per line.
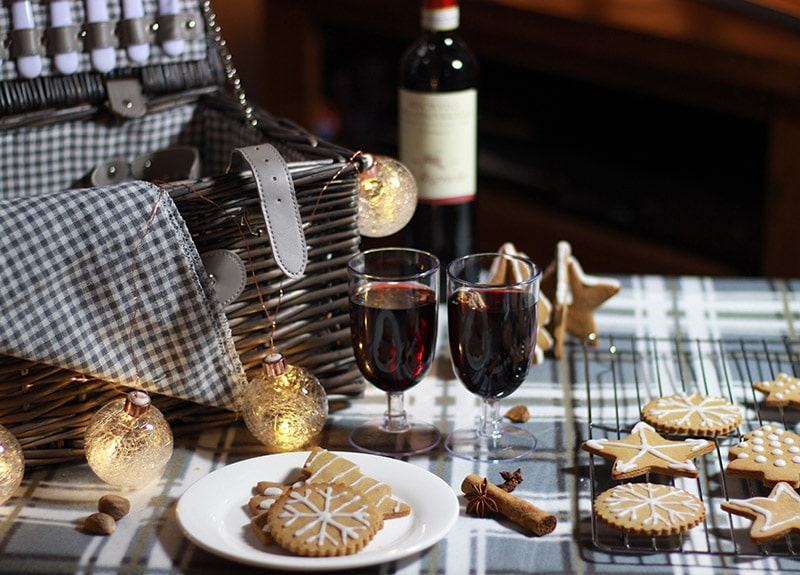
<box><xmin>346</xmin><ymin>247</ymin><xmax>441</xmax><ymax>456</ymax></box>
<box><xmin>445</xmin><ymin>252</ymin><xmax>541</xmax><ymax>462</ymax></box>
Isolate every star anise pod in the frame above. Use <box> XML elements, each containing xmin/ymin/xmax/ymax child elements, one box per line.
<box><xmin>465</xmin><ymin>477</ymin><xmax>499</xmax><ymax>517</ymax></box>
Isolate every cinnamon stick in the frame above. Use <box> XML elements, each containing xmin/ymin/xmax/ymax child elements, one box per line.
<box><xmin>461</xmin><ymin>473</ymin><xmax>557</xmax><ymax>536</ymax></box>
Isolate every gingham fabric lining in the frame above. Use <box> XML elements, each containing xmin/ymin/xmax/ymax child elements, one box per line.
<box><xmin>0</xmin><ymin>181</ymin><xmax>247</xmax><ymax>409</ymax></box>
<box><xmin>0</xmin><ymin>96</ymin><xmax>260</xmax><ymax>199</ymax></box>
<box><xmin>0</xmin><ymin>0</ymin><xmax>209</xmax><ymax>82</ymax></box>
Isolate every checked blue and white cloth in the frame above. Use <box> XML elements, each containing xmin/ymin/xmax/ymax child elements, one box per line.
<box><xmin>0</xmin><ymin>182</ymin><xmax>246</xmax><ymax>409</ymax></box>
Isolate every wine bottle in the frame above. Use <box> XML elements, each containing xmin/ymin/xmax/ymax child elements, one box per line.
<box><xmin>399</xmin><ymin>0</ymin><xmax>478</xmax><ymax>270</ymax></box>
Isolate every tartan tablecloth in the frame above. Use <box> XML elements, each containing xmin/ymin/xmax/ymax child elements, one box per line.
<box><xmin>1</xmin><ymin>275</ymin><xmax>800</xmax><ymax>574</ymax></box>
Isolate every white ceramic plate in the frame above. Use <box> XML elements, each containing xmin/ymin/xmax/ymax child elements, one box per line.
<box><xmin>175</xmin><ymin>451</ymin><xmax>459</xmax><ymax>571</ymax></box>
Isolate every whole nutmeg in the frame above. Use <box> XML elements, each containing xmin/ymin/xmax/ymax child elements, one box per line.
<box><xmin>83</xmin><ymin>512</ymin><xmax>116</xmax><ymax>535</ymax></box>
<box><xmin>98</xmin><ymin>494</ymin><xmax>130</xmax><ymax>520</ymax></box>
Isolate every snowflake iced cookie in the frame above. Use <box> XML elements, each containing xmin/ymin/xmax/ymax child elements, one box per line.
<box><xmin>641</xmin><ymin>392</ymin><xmax>742</xmax><ymax>437</ymax></box>
<box><xmin>721</xmin><ymin>482</ymin><xmax>800</xmax><ymax>544</ymax></box>
<box><xmin>267</xmin><ymin>483</ymin><xmax>382</xmax><ymax>557</ymax></box>
<box><xmin>726</xmin><ymin>425</ymin><xmax>800</xmax><ymax>488</ymax></box>
<box><xmin>753</xmin><ymin>373</ymin><xmax>800</xmax><ymax>409</ymax></box>
<box><xmin>582</xmin><ymin>421</ymin><xmax>716</xmax><ymax>480</ymax></box>
<box><xmin>593</xmin><ymin>483</ymin><xmax>705</xmax><ymax>536</ymax></box>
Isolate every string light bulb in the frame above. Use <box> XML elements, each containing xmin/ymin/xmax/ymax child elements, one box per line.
<box><xmin>84</xmin><ymin>391</ymin><xmax>173</xmax><ymax>489</ymax></box>
<box><xmin>0</xmin><ymin>424</ymin><xmax>24</xmax><ymax>505</ymax></box>
<box><xmin>356</xmin><ymin>154</ymin><xmax>417</xmax><ymax>237</ymax></box>
<box><xmin>243</xmin><ymin>353</ymin><xmax>328</xmax><ymax>452</ymax></box>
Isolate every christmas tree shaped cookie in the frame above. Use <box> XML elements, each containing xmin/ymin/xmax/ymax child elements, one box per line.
<box><xmin>726</xmin><ymin>424</ymin><xmax>800</xmax><ymax>487</ymax></box>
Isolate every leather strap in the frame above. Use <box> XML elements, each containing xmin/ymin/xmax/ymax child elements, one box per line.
<box><xmin>229</xmin><ymin>144</ymin><xmax>307</xmax><ymax>279</ymax></box>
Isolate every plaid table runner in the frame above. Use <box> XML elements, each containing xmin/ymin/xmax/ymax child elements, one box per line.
<box><xmin>1</xmin><ymin>275</ymin><xmax>799</xmax><ymax>574</ymax></box>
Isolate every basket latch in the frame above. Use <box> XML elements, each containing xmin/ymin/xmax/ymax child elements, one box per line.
<box><xmin>228</xmin><ymin>144</ymin><xmax>308</xmax><ymax>279</ymax></box>
<box><xmin>106</xmin><ymin>78</ymin><xmax>147</xmax><ymax>119</ymax></box>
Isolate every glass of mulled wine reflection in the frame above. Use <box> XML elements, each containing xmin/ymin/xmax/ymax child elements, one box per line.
<box><xmin>347</xmin><ymin>247</ymin><xmax>441</xmax><ymax>456</ymax></box>
<box><xmin>445</xmin><ymin>252</ymin><xmax>541</xmax><ymax>463</ymax></box>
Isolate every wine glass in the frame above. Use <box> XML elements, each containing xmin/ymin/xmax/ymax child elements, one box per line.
<box><xmin>346</xmin><ymin>247</ymin><xmax>441</xmax><ymax>456</ymax></box>
<box><xmin>445</xmin><ymin>252</ymin><xmax>541</xmax><ymax>462</ymax></box>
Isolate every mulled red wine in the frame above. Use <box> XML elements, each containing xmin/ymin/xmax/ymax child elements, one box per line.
<box><xmin>448</xmin><ymin>288</ymin><xmax>537</xmax><ymax>399</ymax></box>
<box><xmin>349</xmin><ymin>282</ymin><xmax>438</xmax><ymax>393</ymax></box>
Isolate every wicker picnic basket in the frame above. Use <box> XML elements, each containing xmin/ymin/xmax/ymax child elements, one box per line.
<box><xmin>0</xmin><ymin>1</ymin><xmax>363</xmax><ymax>466</ymax></box>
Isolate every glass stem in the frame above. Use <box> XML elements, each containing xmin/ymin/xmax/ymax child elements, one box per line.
<box><xmin>478</xmin><ymin>398</ymin><xmax>503</xmax><ymax>439</ymax></box>
<box><xmin>383</xmin><ymin>391</ymin><xmax>411</xmax><ymax>433</ymax></box>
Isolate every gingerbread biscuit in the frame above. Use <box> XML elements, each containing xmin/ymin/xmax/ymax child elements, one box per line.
<box><xmin>641</xmin><ymin>392</ymin><xmax>742</xmax><ymax>437</ymax></box>
<box><xmin>249</xmin><ymin>482</ymin><xmax>290</xmax><ymax>516</ymax></box>
<box><xmin>721</xmin><ymin>481</ymin><xmax>800</xmax><ymax>544</ymax></box>
<box><xmin>753</xmin><ymin>372</ymin><xmax>800</xmax><ymax>409</ymax></box>
<box><xmin>593</xmin><ymin>482</ymin><xmax>705</xmax><ymax>536</ymax></box>
<box><xmin>250</xmin><ymin>510</ymin><xmax>273</xmax><ymax>546</ymax></box>
<box><xmin>489</xmin><ymin>243</ymin><xmax>553</xmax><ymax>363</ymax></box>
<box><xmin>582</xmin><ymin>421</ymin><xmax>716</xmax><ymax>480</ymax></box>
<box><xmin>266</xmin><ymin>482</ymin><xmax>381</xmax><ymax>557</ymax></box>
<box><xmin>725</xmin><ymin>424</ymin><xmax>800</xmax><ymax>487</ymax></box>
<box><xmin>302</xmin><ymin>448</ymin><xmax>410</xmax><ymax>519</ymax></box>
<box><xmin>549</xmin><ymin>241</ymin><xmax>621</xmax><ymax>357</ymax></box>
<box><xmin>248</xmin><ymin>481</ymin><xmax>291</xmax><ymax>545</ymax></box>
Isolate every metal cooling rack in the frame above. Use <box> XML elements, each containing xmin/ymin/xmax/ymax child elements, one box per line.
<box><xmin>578</xmin><ymin>335</ymin><xmax>800</xmax><ymax>560</ymax></box>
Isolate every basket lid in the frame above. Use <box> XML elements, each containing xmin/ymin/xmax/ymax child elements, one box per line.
<box><xmin>0</xmin><ymin>0</ymin><xmax>224</xmax><ymax>119</ymax></box>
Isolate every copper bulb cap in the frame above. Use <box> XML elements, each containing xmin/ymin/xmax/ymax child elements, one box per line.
<box><xmin>262</xmin><ymin>353</ymin><xmax>287</xmax><ymax>377</ymax></box>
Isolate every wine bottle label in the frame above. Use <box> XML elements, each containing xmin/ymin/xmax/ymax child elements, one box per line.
<box><xmin>399</xmin><ymin>88</ymin><xmax>477</xmax><ymax>204</ymax></box>
<box><xmin>421</xmin><ymin>5</ymin><xmax>459</xmax><ymax>31</ymax></box>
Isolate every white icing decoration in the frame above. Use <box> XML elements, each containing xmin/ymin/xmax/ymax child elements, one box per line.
<box><xmin>755</xmin><ymin>455</ymin><xmax>767</xmax><ymax>463</ymax></box>
<box><xmin>279</xmin><ymin>485</ymin><xmax>372</xmax><ymax>546</ymax></box>
<box><xmin>753</xmin><ymin>445</ymin><xmax>765</xmax><ymax>452</ymax></box>
<box><xmin>305</xmin><ymin>450</ymin><xmax>399</xmax><ymax>512</ymax></box>
<box><xmin>790</xmin><ymin>446</ymin><xmax>800</xmax><ymax>453</ymax></box>
<box><xmin>584</xmin><ymin>421</ymin><xmax>710</xmax><ymax>475</ymax></box>
<box><xmin>263</xmin><ymin>487</ymin><xmax>284</xmax><ymax>496</ymax></box>
<box><xmin>775</xmin><ymin>459</ymin><xmax>787</xmax><ymax>467</ymax></box>
<box><xmin>772</xmin><ymin>449</ymin><xmax>784</xmax><ymax>455</ymax></box>
<box><xmin>793</xmin><ymin>456</ymin><xmax>800</xmax><ymax>463</ymax></box>
<box><xmin>603</xmin><ymin>483</ymin><xmax>702</xmax><ymax>527</ymax></box>
<box><xmin>737</xmin><ymin>453</ymin><xmax>749</xmax><ymax>459</ymax></box>
<box><xmin>648</xmin><ymin>392</ymin><xmax>740</xmax><ymax>431</ymax></box>
<box><xmin>723</xmin><ymin>482</ymin><xmax>800</xmax><ymax>537</ymax></box>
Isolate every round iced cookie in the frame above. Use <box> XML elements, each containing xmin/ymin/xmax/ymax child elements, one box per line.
<box><xmin>594</xmin><ymin>482</ymin><xmax>705</xmax><ymax>536</ymax></box>
<box><xmin>641</xmin><ymin>391</ymin><xmax>742</xmax><ymax>437</ymax></box>
<box><xmin>267</xmin><ymin>482</ymin><xmax>381</xmax><ymax>557</ymax></box>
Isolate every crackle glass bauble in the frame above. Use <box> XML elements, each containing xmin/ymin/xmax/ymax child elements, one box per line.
<box><xmin>356</xmin><ymin>154</ymin><xmax>417</xmax><ymax>238</ymax></box>
<box><xmin>243</xmin><ymin>354</ymin><xmax>328</xmax><ymax>452</ymax></box>
<box><xmin>85</xmin><ymin>391</ymin><xmax>173</xmax><ymax>489</ymax></box>
<box><xmin>0</xmin><ymin>424</ymin><xmax>24</xmax><ymax>505</ymax></box>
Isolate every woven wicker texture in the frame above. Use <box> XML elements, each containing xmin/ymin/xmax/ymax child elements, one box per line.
<box><xmin>0</xmin><ymin>2</ymin><xmax>363</xmax><ymax>466</ymax></box>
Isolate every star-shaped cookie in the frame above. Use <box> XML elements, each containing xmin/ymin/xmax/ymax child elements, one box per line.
<box><xmin>721</xmin><ymin>481</ymin><xmax>800</xmax><ymax>544</ymax></box>
<box><xmin>753</xmin><ymin>372</ymin><xmax>800</xmax><ymax>409</ymax></box>
<box><xmin>489</xmin><ymin>243</ymin><xmax>553</xmax><ymax>363</ymax></box>
<box><xmin>581</xmin><ymin>421</ymin><xmax>716</xmax><ymax>480</ymax></box>
<box><xmin>550</xmin><ymin>241</ymin><xmax>621</xmax><ymax>357</ymax></box>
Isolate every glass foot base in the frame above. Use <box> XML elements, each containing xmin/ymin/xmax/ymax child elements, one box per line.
<box><xmin>445</xmin><ymin>425</ymin><xmax>536</xmax><ymax>463</ymax></box>
<box><xmin>349</xmin><ymin>419</ymin><xmax>441</xmax><ymax>457</ymax></box>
